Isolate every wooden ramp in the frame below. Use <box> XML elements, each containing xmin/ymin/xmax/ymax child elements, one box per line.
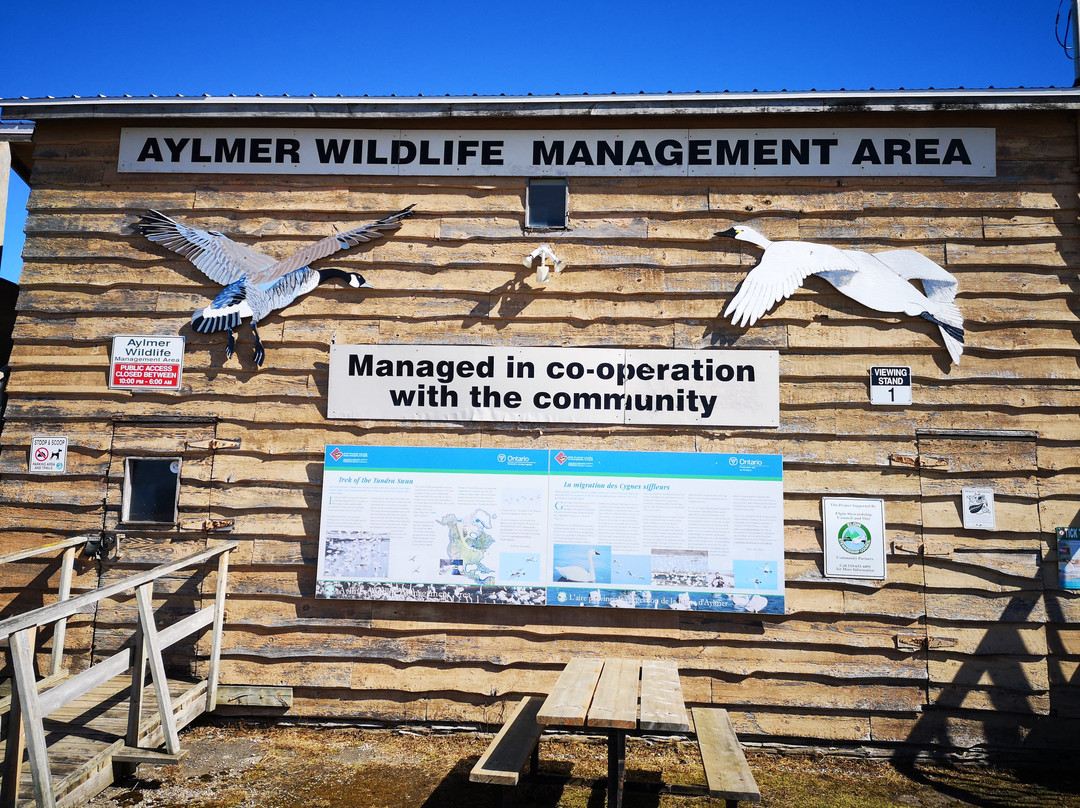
<box><xmin>0</xmin><ymin>542</ymin><xmax>237</xmax><ymax>808</ymax></box>
<box><xmin>7</xmin><ymin>675</ymin><xmax>207</xmax><ymax>808</ymax></box>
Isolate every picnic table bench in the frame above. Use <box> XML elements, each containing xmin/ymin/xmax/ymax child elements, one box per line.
<box><xmin>469</xmin><ymin>658</ymin><xmax>760</xmax><ymax>807</ymax></box>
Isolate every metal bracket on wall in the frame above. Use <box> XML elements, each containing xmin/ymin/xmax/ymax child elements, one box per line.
<box><xmin>178</xmin><ymin>519</ymin><xmax>235</xmax><ymax>533</ymax></box>
<box><xmin>185</xmin><ymin>438</ymin><xmax>241</xmax><ymax>451</ymax></box>
<box><xmin>895</xmin><ymin>635</ymin><xmax>959</xmax><ymax>651</ymax></box>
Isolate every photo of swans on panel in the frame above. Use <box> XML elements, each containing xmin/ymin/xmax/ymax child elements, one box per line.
<box><xmin>651</xmin><ymin>549</ymin><xmax>709</xmax><ymax>588</ymax></box>
<box><xmin>321</xmin><ymin>531</ymin><xmax>391</xmax><ymax>579</ymax></box>
<box><xmin>498</xmin><ymin>552</ymin><xmax>542</xmax><ymax>584</ymax></box>
<box><xmin>611</xmin><ymin>554</ymin><xmax>652</xmax><ymax>586</ymax></box>
<box><xmin>552</xmin><ymin>545</ymin><xmax>611</xmax><ymax>583</ymax></box>
<box><xmin>733</xmin><ymin>559</ymin><xmax>779</xmax><ymax>591</ymax></box>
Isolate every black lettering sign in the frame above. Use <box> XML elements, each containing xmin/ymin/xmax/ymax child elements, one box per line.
<box><xmin>754</xmin><ymin>140</ymin><xmax>778</xmax><ymax>165</ymax></box>
<box><xmin>249</xmin><ymin>138</ymin><xmax>272</xmax><ymax>163</ymax></box>
<box><xmin>533</xmin><ymin>140</ymin><xmax>565</xmax><ymax>166</ymax></box>
<box><xmin>137</xmin><ymin>138</ymin><xmax>163</xmax><ymax>162</ymax></box>
<box><xmin>215</xmin><ymin>138</ymin><xmax>245</xmax><ymax>162</ymax></box>
<box><xmin>567</xmin><ymin>141</ymin><xmax>594</xmax><ymax>166</ymax></box>
<box><xmin>943</xmin><ymin>139</ymin><xmax>972</xmax><ymax>165</ymax></box>
<box><xmin>190</xmin><ymin>138</ymin><xmax>212</xmax><ymax>163</ymax></box>
<box><xmin>716</xmin><ymin>139</ymin><xmax>749</xmax><ymax>165</ymax></box>
<box><xmin>656</xmin><ymin>139</ymin><xmax>682</xmax><ymax>166</ymax></box>
<box><xmin>317</xmin><ymin>139</ymin><xmax>351</xmax><ymax>163</ymax></box>
<box><xmin>884</xmin><ymin>139</ymin><xmax>911</xmax><ymax>164</ymax></box>
<box><xmin>852</xmin><ymin>139</ymin><xmax>881</xmax><ymax>165</ymax></box>
<box><xmin>392</xmin><ymin>140</ymin><xmax>417</xmax><ymax>165</ymax></box>
<box><xmin>625</xmin><ymin>140</ymin><xmax>653</xmax><ymax>166</ymax></box>
<box><xmin>481</xmin><ymin>141</ymin><xmax>503</xmax><ymax>165</ymax></box>
<box><xmin>276</xmin><ymin>139</ymin><xmax>300</xmax><ymax>163</ymax></box>
<box><xmin>164</xmin><ymin>137</ymin><xmax>189</xmax><ymax>162</ymax></box>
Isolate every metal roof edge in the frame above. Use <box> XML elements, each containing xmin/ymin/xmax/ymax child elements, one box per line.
<box><xmin>0</xmin><ymin>122</ymin><xmax>35</xmax><ymax>141</ymax></box>
<box><xmin>3</xmin><ymin>88</ymin><xmax>1080</xmax><ymax>120</ymax></box>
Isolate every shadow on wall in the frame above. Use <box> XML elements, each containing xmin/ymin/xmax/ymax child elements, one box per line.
<box><xmin>0</xmin><ymin>277</ymin><xmax>16</xmax><ymax>429</ymax></box>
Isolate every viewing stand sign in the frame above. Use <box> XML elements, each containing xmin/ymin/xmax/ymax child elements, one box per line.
<box><xmin>316</xmin><ymin>446</ymin><xmax>785</xmax><ymax>614</ymax></box>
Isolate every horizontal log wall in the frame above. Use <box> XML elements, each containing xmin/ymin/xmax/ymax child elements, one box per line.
<box><xmin>1</xmin><ymin>110</ymin><xmax>1078</xmax><ymax>753</ymax></box>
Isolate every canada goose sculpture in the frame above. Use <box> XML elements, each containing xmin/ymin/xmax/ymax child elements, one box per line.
<box><xmin>554</xmin><ymin>548</ymin><xmax>601</xmax><ymax>583</ymax></box>
<box><xmin>715</xmin><ymin>226</ymin><xmax>965</xmax><ymax>365</ymax></box>
<box><xmin>138</xmin><ymin>206</ymin><xmax>414</xmax><ymax>366</ymax></box>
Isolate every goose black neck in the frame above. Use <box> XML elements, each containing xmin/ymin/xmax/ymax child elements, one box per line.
<box><xmin>317</xmin><ymin>268</ymin><xmax>352</xmax><ymax>284</ymax></box>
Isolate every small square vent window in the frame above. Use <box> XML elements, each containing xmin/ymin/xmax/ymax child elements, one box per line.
<box><xmin>122</xmin><ymin>457</ymin><xmax>181</xmax><ymax>524</ymax></box>
<box><xmin>526</xmin><ymin>178</ymin><xmax>568</xmax><ymax>229</ymax></box>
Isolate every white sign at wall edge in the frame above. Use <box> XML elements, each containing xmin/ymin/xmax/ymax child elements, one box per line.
<box><xmin>326</xmin><ymin>344</ymin><xmax>780</xmax><ymax>428</ymax></box>
<box><xmin>822</xmin><ymin>496</ymin><xmax>887</xmax><ymax>581</ymax></box>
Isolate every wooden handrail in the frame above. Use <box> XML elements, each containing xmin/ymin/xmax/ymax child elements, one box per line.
<box><xmin>0</xmin><ymin>542</ymin><xmax>238</xmax><ymax>641</ymax></box>
<box><xmin>0</xmin><ymin>535</ymin><xmax>90</xmax><ymax>676</ymax></box>
<box><xmin>0</xmin><ymin>535</ymin><xmax>89</xmax><ymax>566</ymax></box>
<box><xmin>1</xmin><ymin>541</ymin><xmax>237</xmax><ymax>808</ymax></box>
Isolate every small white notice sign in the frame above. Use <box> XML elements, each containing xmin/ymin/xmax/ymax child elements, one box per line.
<box><xmin>962</xmin><ymin>488</ymin><xmax>996</xmax><ymax>530</ymax></box>
<box><xmin>30</xmin><ymin>436</ymin><xmax>68</xmax><ymax>474</ymax></box>
<box><xmin>110</xmin><ymin>335</ymin><xmax>185</xmax><ymax>391</ymax></box>
<box><xmin>869</xmin><ymin>366</ymin><xmax>912</xmax><ymax>405</ymax></box>
<box><xmin>823</xmin><ymin>497</ymin><xmax>887</xmax><ymax>580</ymax></box>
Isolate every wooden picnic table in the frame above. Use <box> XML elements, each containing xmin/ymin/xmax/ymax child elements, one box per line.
<box><xmin>536</xmin><ymin>657</ymin><xmax>690</xmax><ymax>808</ymax></box>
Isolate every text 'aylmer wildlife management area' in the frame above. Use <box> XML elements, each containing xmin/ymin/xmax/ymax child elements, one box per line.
<box><xmin>328</xmin><ymin>346</ymin><xmax>780</xmax><ymax>427</ymax></box>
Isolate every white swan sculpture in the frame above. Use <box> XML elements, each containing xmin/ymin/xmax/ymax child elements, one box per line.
<box><xmin>554</xmin><ymin>548</ymin><xmax>601</xmax><ymax>583</ymax></box>
<box><xmin>715</xmin><ymin>226</ymin><xmax>965</xmax><ymax>365</ymax></box>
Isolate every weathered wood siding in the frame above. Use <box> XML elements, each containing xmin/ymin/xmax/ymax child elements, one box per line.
<box><xmin>1</xmin><ymin>110</ymin><xmax>1078</xmax><ymax>753</ymax></box>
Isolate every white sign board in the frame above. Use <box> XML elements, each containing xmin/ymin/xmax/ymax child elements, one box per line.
<box><xmin>119</xmin><ymin>127</ymin><xmax>996</xmax><ymax>178</ymax></box>
<box><xmin>30</xmin><ymin>436</ymin><xmax>68</xmax><ymax>474</ymax></box>
<box><xmin>822</xmin><ymin>497</ymin><xmax>887</xmax><ymax>580</ymax></box>
<box><xmin>869</xmin><ymin>366</ymin><xmax>912</xmax><ymax>406</ymax></box>
<box><xmin>110</xmin><ymin>335</ymin><xmax>185</xmax><ymax>391</ymax></box>
<box><xmin>962</xmin><ymin>488</ymin><xmax>997</xmax><ymax>530</ymax></box>
<box><xmin>316</xmin><ymin>446</ymin><xmax>785</xmax><ymax>613</ymax></box>
<box><xmin>328</xmin><ymin>345</ymin><xmax>779</xmax><ymax>427</ymax></box>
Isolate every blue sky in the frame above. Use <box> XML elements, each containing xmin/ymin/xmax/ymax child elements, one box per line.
<box><xmin>1</xmin><ymin>0</ymin><xmax>1077</xmax><ymax>282</ymax></box>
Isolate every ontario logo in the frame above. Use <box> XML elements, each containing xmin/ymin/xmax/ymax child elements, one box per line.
<box><xmin>555</xmin><ymin>451</ymin><xmax>568</xmax><ymax>465</ymax></box>
<box><xmin>330</xmin><ymin>448</ymin><xmax>344</xmax><ymax>462</ymax></box>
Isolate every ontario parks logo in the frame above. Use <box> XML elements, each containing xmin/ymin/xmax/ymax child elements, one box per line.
<box><xmin>838</xmin><ymin>522</ymin><xmax>872</xmax><ymax>555</ymax></box>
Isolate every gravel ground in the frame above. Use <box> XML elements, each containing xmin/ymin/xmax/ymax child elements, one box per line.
<box><xmin>85</xmin><ymin>721</ymin><xmax>1080</xmax><ymax>808</ymax></box>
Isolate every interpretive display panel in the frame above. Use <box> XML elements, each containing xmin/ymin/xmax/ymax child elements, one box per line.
<box><xmin>316</xmin><ymin>445</ymin><xmax>784</xmax><ymax>613</ymax></box>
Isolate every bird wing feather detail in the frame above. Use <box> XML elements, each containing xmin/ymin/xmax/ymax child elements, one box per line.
<box><xmin>247</xmin><ymin>205</ymin><xmax>416</xmax><ymax>284</ymax></box>
<box><xmin>724</xmin><ymin>241</ymin><xmax>860</xmax><ymax>326</ymax></box>
<box><xmin>138</xmin><ymin>210</ymin><xmax>275</xmax><ymax>285</ymax></box>
<box><xmin>869</xmin><ymin>249</ymin><xmax>959</xmax><ymax>304</ymax></box>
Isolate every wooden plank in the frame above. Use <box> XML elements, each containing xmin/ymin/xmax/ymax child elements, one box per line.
<box><xmin>469</xmin><ymin>696</ymin><xmax>544</xmax><ymax>786</ymax></box>
<box><xmin>691</xmin><ymin>707</ymin><xmax>761</xmax><ymax>804</ymax></box>
<box><xmin>206</xmin><ymin>550</ymin><xmax>229</xmax><ymax>712</ymax></box>
<box><xmin>640</xmin><ymin>660</ymin><xmax>690</xmax><ymax>732</ymax></box>
<box><xmin>9</xmin><ymin>629</ymin><xmax>56</xmax><ymax>808</ymax></box>
<box><xmin>125</xmin><ymin>626</ymin><xmax>146</xmax><ymax>746</ymax></box>
<box><xmin>1</xmin><ymin>649</ymin><xmax>26</xmax><ymax>808</ymax></box>
<box><xmin>0</xmin><ymin>536</ymin><xmax>88</xmax><ymax>566</ymax></box>
<box><xmin>214</xmin><ymin>686</ymin><xmax>293</xmax><ymax>708</ymax></box>
<box><xmin>536</xmin><ymin>658</ymin><xmax>603</xmax><ymax>727</ymax></box>
<box><xmin>587</xmin><ymin>659</ymin><xmax>639</xmax><ymax>730</ymax></box>
<box><xmin>112</xmin><ymin>746</ymin><xmax>188</xmax><ymax>765</ymax></box>
<box><xmin>134</xmin><ymin>585</ymin><xmax>180</xmax><ymax>755</ymax></box>
<box><xmin>49</xmin><ymin>547</ymin><xmax>77</xmax><ymax>678</ymax></box>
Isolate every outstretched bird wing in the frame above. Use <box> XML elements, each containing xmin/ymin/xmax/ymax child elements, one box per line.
<box><xmin>869</xmin><ymin>249</ymin><xmax>959</xmax><ymax>304</ymax></box>
<box><xmin>138</xmin><ymin>210</ymin><xmax>276</xmax><ymax>285</ymax></box>
<box><xmin>247</xmin><ymin>205</ymin><xmax>416</xmax><ymax>284</ymax></box>
<box><xmin>724</xmin><ymin>241</ymin><xmax>861</xmax><ymax>327</ymax></box>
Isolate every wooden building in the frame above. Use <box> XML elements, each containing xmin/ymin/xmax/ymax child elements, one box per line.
<box><xmin>0</xmin><ymin>89</ymin><xmax>1078</xmax><ymax>756</ymax></box>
